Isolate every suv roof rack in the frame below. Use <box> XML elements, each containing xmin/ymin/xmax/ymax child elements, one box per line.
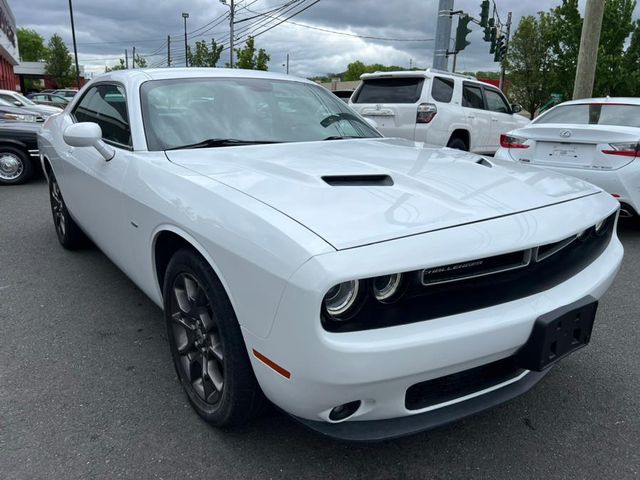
<box><xmin>424</xmin><ymin>68</ymin><xmax>477</xmax><ymax>80</ymax></box>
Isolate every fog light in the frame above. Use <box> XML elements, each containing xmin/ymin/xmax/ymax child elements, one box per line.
<box><xmin>329</xmin><ymin>400</ymin><xmax>361</xmax><ymax>421</ymax></box>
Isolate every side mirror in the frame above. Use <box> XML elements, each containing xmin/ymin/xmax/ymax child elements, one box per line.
<box><xmin>511</xmin><ymin>103</ymin><xmax>523</xmax><ymax>114</ymax></box>
<box><xmin>63</xmin><ymin>122</ymin><xmax>115</xmax><ymax>161</ymax></box>
<box><xmin>364</xmin><ymin>117</ymin><xmax>378</xmax><ymax>129</ymax></box>
<box><xmin>13</xmin><ymin>101</ymin><xmax>22</xmax><ymax>107</ymax></box>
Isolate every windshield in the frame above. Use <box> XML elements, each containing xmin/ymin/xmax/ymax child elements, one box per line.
<box><xmin>16</xmin><ymin>94</ymin><xmax>36</xmax><ymax>106</ymax></box>
<box><xmin>140</xmin><ymin>77</ymin><xmax>380</xmax><ymax>150</ymax></box>
<box><xmin>535</xmin><ymin>103</ymin><xmax>640</xmax><ymax>128</ymax></box>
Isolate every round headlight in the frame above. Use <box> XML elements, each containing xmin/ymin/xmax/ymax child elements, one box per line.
<box><xmin>372</xmin><ymin>273</ymin><xmax>402</xmax><ymax>302</ymax></box>
<box><xmin>324</xmin><ymin>280</ymin><xmax>360</xmax><ymax>318</ymax></box>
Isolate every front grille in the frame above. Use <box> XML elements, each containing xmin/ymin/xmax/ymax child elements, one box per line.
<box><xmin>323</xmin><ymin>211</ymin><xmax>617</xmax><ymax>333</ymax></box>
<box><xmin>405</xmin><ymin>357</ymin><xmax>524</xmax><ymax>411</ymax></box>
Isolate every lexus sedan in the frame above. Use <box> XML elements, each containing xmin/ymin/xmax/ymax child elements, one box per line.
<box><xmin>37</xmin><ymin>69</ymin><xmax>622</xmax><ymax>440</ymax></box>
<box><xmin>495</xmin><ymin>98</ymin><xmax>640</xmax><ymax>220</ymax></box>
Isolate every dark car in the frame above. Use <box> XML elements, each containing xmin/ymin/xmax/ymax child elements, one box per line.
<box><xmin>331</xmin><ymin>89</ymin><xmax>355</xmax><ymax>103</ymax></box>
<box><xmin>52</xmin><ymin>89</ymin><xmax>78</xmax><ymax>99</ymax></box>
<box><xmin>26</xmin><ymin>92</ymin><xmax>69</xmax><ymax>108</ymax></box>
<box><xmin>0</xmin><ymin>122</ymin><xmax>40</xmax><ymax>185</ymax></box>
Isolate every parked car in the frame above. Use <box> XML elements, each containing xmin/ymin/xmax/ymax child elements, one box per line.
<box><xmin>0</xmin><ymin>98</ymin><xmax>44</xmax><ymax>122</ymax></box>
<box><xmin>40</xmin><ymin>89</ymin><xmax>56</xmax><ymax>94</ymax></box>
<box><xmin>0</xmin><ymin>121</ymin><xmax>41</xmax><ymax>185</ymax></box>
<box><xmin>349</xmin><ymin>69</ymin><xmax>529</xmax><ymax>154</ymax></box>
<box><xmin>331</xmin><ymin>89</ymin><xmax>355</xmax><ymax>103</ymax></box>
<box><xmin>26</xmin><ymin>92</ymin><xmax>69</xmax><ymax>107</ymax></box>
<box><xmin>494</xmin><ymin>97</ymin><xmax>640</xmax><ymax>221</ymax></box>
<box><xmin>52</xmin><ymin>89</ymin><xmax>78</xmax><ymax>99</ymax></box>
<box><xmin>38</xmin><ymin>68</ymin><xmax>622</xmax><ymax>440</ymax></box>
<box><xmin>0</xmin><ymin>89</ymin><xmax>63</xmax><ymax>117</ymax></box>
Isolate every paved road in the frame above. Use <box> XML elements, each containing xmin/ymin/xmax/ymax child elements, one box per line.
<box><xmin>1</xmin><ymin>179</ymin><xmax>639</xmax><ymax>480</ymax></box>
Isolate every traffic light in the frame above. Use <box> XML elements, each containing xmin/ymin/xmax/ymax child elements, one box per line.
<box><xmin>483</xmin><ymin>17</ymin><xmax>494</xmax><ymax>42</ymax></box>
<box><xmin>479</xmin><ymin>0</ymin><xmax>490</xmax><ymax>28</ymax></box>
<box><xmin>489</xmin><ymin>26</ymin><xmax>497</xmax><ymax>53</ymax></box>
<box><xmin>494</xmin><ymin>35</ymin><xmax>505</xmax><ymax>62</ymax></box>
<box><xmin>455</xmin><ymin>14</ymin><xmax>473</xmax><ymax>53</ymax></box>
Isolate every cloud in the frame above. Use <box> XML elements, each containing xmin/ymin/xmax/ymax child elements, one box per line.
<box><xmin>10</xmin><ymin>0</ymin><xmax>640</xmax><ymax>78</ymax></box>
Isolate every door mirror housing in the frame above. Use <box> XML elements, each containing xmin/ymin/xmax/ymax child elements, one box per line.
<box><xmin>511</xmin><ymin>103</ymin><xmax>523</xmax><ymax>114</ymax></box>
<box><xmin>13</xmin><ymin>100</ymin><xmax>22</xmax><ymax>107</ymax></box>
<box><xmin>63</xmin><ymin>122</ymin><xmax>115</xmax><ymax>161</ymax></box>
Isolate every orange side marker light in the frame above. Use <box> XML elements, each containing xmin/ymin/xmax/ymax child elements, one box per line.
<box><xmin>252</xmin><ymin>349</ymin><xmax>291</xmax><ymax>379</ymax></box>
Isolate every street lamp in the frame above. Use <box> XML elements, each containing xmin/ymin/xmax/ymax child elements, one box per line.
<box><xmin>68</xmin><ymin>0</ymin><xmax>81</xmax><ymax>87</ymax></box>
<box><xmin>219</xmin><ymin>0</ymin><xmax>235</xmax><ymax>68</ymax></box>
<box><xmin>182</xmin><ymin>12</ymin><xmax>189</xmax><ymax>67</ymax></box>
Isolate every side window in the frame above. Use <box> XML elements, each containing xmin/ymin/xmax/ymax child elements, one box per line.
<box><xmin>462</xmin><ymin>84</ymin><xmax>484</xmax><ymax>109</ymax></box>
<box><xmin>0</xmin><ymin>94</ymin><xmax>16</xmax><ymax>104</ymax></box>
<box><xmin>73</xmin><ymin>84</ymin><xmax>131</xmax><ymax>147</ymax></box>
<box><xmin>485</xmin><ymin>88</ymin><xmax>511</xmax><ymax>114</ymax></box>
<box><xmin>431</xmin><ymin>77</ymin><xmax>454</xmax><ymax>103</ymax></box>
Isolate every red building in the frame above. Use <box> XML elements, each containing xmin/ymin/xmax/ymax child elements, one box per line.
<box><xmin>0</xmin><ymin>0</ymin><xmax>18</xmax><ymax>90</ymax></box>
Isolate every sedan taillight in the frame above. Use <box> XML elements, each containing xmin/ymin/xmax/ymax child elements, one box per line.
<box><xmin>500</xmin><ymin>134</ymin><xmax>530</xmax><ymax>149</ymax></box>
<box><xmin>601</xmin><ymin>142</ymin><xmax>640</xmax><ymax>157</ymax></box>
<box><xmin>416</xmin><ymin>103</ymin><xmax>437</xmax><ymax>124</ymax></box>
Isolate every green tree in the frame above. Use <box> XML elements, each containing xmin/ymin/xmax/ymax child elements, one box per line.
<box><xmin>504</xmin><ymin>14</ymin><xmax>555</xmax><ymax>118</ymax></box>
<box><xmin>594</xmin><ymin>0</ymin><xmax>636</xmax><ymax>95</ymax></box>
<box><xmin>105</xmin><ymin>58</ymin><xmax>126</xmax><ymax>72</ymax></box>
<box><xmin>623</xmin><ymin>20</ymin><xmax>640</xmax><ymax>96</ymax></box>
<box><xmin>342</xmin><ymin>61</ymin><xmax>407</xmax><ymax>81</ymax></box>
<box><xmin>188</xmin><ymin>39</ymin><xmax>223</xmax><ymax>67</ymax></box>
<box><xmin>134</xmin><ymin>53</ymin><xmax>147</xmax><ymax>68</ymax></box>
<box><xmin>234</xmin><ymin>36</ymin><xmax>270</xmax><ymax>70</ymax></box>
<box><xmin>44</xmin><ymin>34</ymin><xmax>73</xmax><ymax>87</ymax></box>
<box><xmin>17</xmin><ymin>28</ymin><xmax>48</xmax><ymax>62</ymax></box>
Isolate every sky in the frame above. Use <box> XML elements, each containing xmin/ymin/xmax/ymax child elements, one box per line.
<box><xmin>10</xmin><ymin>0</ymin><xmax>640</xmax><ymax>79</ymax></box>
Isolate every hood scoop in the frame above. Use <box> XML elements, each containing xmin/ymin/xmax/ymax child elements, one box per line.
<box><xmin>322</xmin><ymin>174</ymin><xmax>394</xmax><ymax>187</ymax></box>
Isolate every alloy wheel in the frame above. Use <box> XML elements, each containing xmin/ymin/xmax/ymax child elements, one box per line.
<box><xmin>50</xmin><ymin>177</ymin><xmax>66</xmax><ymax>238</ymax></box>
<box><xmin>170</xmin><ymin>273</ymin><xmax>224</xmax><ymax>404</ymax></box>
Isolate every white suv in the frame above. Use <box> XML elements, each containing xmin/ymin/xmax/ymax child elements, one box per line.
<box><xmin>349</xmin><ymin>69</ymin><xmax>529</xmax><ymax>154</ymax></box>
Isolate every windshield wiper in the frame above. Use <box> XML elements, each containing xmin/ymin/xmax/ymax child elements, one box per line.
<box><xmin>322</xmin><ymin>135</ymin><xmax>360</xmax><ymax>141</ymax></box>
<box><xmin>166</xmin><ymin>138</ymin><xmax>281</xmax><ymax>150</ymax></box>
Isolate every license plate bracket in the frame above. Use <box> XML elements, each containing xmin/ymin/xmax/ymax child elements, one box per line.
<box><xmin>515</xmin><ymin>296</ymin><xmax>598</xmax><ymax>371</ymax></box>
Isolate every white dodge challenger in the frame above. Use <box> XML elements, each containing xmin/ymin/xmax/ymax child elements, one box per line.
<box><xmin>38</xmin><ymin>69</ymin><xmax>623</xmax><ymax>441</ymax></box>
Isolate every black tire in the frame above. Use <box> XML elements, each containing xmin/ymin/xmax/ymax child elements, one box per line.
<box><xmin>0</xmin><ymin>146</ymin><xmax>32</xmax><ymax>185</ymax></box>
<box><xmin>48</xmin><ymin>171</ymin><xmax>89</xmax><ymax>249</ymax></box>
<box><xmin>447</xmin><ymin>137</ymin><xmax>468</xmax><ymax>151</ymax></box>
<box><xmin>163</xmin><ymin>248</ymin><xmax>266</xmax><ymax>426</ymax></box>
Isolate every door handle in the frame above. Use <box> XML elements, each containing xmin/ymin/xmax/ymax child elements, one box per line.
<box><xmin>491</xmin><ymin>118</ymin><xmax>499</xmax><ymax>122</ymax></box>
<box><xmin>467</xmin><ymin>115</ymin><xmax>475</xmax><ymax>119</ymax></box>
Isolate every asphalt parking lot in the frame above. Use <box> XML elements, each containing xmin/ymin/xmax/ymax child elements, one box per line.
<box><xmin>1</xmin><ymin>179</ymin><xmax>639</xmax><ymax>480</ymax></box>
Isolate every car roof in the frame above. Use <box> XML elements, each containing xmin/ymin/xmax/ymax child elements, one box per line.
<box><xmin>0</xmin><ymin>89</ymin><xmax>19</xmax><ymax>95</ymax></box>
<box><xmin>360</xmin><ymin>68</ymin><xmax>479</xmax><ymax>83</ymax></box>
<box><xmin>557</xmin><ymin>97</ymin><xmax>640</xmax><ymax>106</ymax></box>
<box><xmin>93</xmin><ymin>67</ymin><xmax>316</xmax><ymax>88</ymax></box>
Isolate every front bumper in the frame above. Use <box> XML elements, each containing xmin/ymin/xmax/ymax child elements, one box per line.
<box><xmin>243</xmin><ymin>193</ymin><xmax>622</xmax><ymax>439</ymax></box>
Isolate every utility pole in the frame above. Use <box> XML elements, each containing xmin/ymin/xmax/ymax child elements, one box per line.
<box><xmin>68</xmin><ymin>0</ymin><xmax>81</xmax><ymax>88</ymax></box>
<box><xmin>132</xmin><ymin>46</ymin><xmax>136</xmax><ymax>68</ymax></box>
<box><xmin>167</xmin><ymin>35</ymin><xmax>171</xmax><ymax>67</ymax></box>
<box><xmin>452</xmin><ymin>52</ymin><xmax>457</xmax><ymax>72</ymax></box>
<box><xmin>182</xmin><ymin>12</ymin><xmax>189</xmax><ymax>67</ymax></box>
<box><xmin>573</xmin><ymin>0</ymin><xmax>605</xmax><ymax>99</ymax></box>
<box><xmin>433</xmin><ymin>0</ymin><xmax>454</xmax><ymax>70</ymax></box>
<box><xmin>125</xmin><ymin>49</ymin><xmax>129</xmax><ymax>69</ymax></box>
<box><xmin>230</xmin><ymin>0</ymin><xmax>235</xmax><ymax>67</ymax></box>
<box><xmin>499</xmin><ymin>12</ymin><xmax>512</xmax><ymax>92</ymax></box>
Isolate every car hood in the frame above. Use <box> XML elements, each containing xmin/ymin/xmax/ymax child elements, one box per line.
<box><xmin>166</xmin><ymin>138</ymin><xmax>600</xmax><ymax>250</ymax></box>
